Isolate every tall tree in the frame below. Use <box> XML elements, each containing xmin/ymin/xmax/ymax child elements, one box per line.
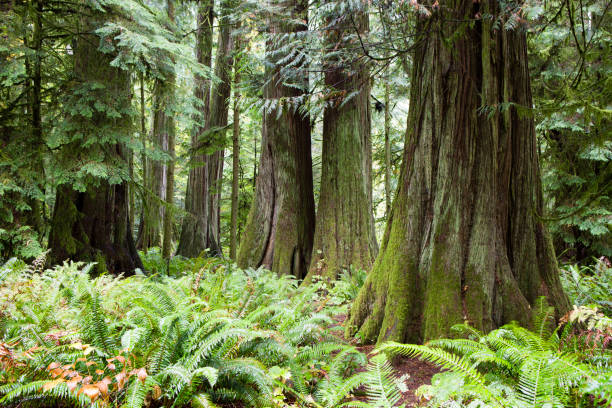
<box><xmin>229</xmin><ymin>32</ymin><xmax>242</xmax><ymax>261</ymax></box>
<box><xmin>161</xmin><ymin>0</ymin><xmax>176</xmax><ymax>259</ymax></box>
<box><xmin>48</xmin><ymin>5</ymin><xmax>142</xmax><ymax>274</ymax></box>
<box><xmin>137</xmin><ymin>2</ymin><xmax>177</xmax><ymax>252</ymax></box>
<box><xmin>346</xmin><ymin>0</ymin><xmax>569</xmax><ymax>343</ymax></box>
<box><xmin>177</xmin><ymin>0</ymin><xmax>234</xmax><ymax>257</ymax></box>
<box><xmin>237</xmin><ymin>0</ymin><xmax>315</xmax><ymax>279</ymax></box>
<box><xmin>137</xmin><ymin>80</ymin><xmax>168</xmax><ymax>250</ymax></box>
<box><xmin>305</xmin><ymin>0</ymin><xmax>376</xmax><ymax>281</ymax></box>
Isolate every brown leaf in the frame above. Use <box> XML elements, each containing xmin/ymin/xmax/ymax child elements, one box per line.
<box><xmin>67</xmin><ymin>380</ymin><xmax>79</xmax><ymax>392</ymax></box>
<box><xmin>137</xmin><ymin>367</ymin><xmax>147</xmax><ymax>383</ymax></box>
<box><xmin>43</xmin><ymin>379</ymin><xmax>64</xmax><ymax>392</ymax></box>
<box><xmin>95</xmin><ymin>369</ymin><xmax>104</xmax><ymax>375</ymax></box>
<box><xmin>116</xmin><ymin>355</ymin><xmax>126</xmax><ymax>364</ymax></box>
<box><xmin>85</xmin><ymin>361</ymin><xmax>96</xmax><ymax>367</ymax></box>
<box><xmin>50</xmin><ymin>368</ymin><xmax>64</xmax><ymax>378</ymax></box>
<box><xmin>47</xmin><ymin>362</ymin><xmax>60</xmax><ymax>371</ymax></box>
<box><xmin>95</xmin><ymin>380</ymin><xmax>109</xmax><ymax>396</ymax></box>
<box><xmin>152</xmin><ymin>385</ymin><xmax>162</xmax><ymax>400</ymax></box>
<box><xmin>82</xmin><ymin>375</ymin><xmax>93</xmax><ymax>384</ymax></box>
<box><xmin>107</xmin><ymin>362</ymin><xmax>116</xmax><ymax>370</ymax></box>
<box><xmin>115</xmin><ymin>371</ymin><xmax>127</xmax><ymax>390</ymax></box>
<box><xmin>79</xmin><ymin>384</ymin><xmax>100</xmax><ymax>402</ymax></box>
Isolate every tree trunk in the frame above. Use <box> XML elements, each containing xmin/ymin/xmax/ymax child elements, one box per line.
<box><xmin>230</xmin><ymin>33</ymin><xmax>242</xmax><ymax>261</ymax></box>
<box><xmin>136</xmin><ymin>78</ymin><xmax>167</xmax><ymax>249</ymax></box>
<box><xmin>48</xmin><ymin>7</ymin><xmax>142</xmax><ymax>274</ymax></box>
<box><xmin>384</xmin><ymin>64</ymin><xmax>392</xmax><ymax>216</ymax></box>
<box><xmin>237</xmin><ymin>0</ymin><xmax>315</xmax><ymax>279</ymax></box>
<box><xmin>346</xmin><ymin>0</ymin><xmax>569</xmax><ymax>343</ymax></box>
<box><xmin>305</xmin><ymin>0</ymin><xmax>376</xmax><ymax>281</ymax></box>
<box><xmin>161</xmin><ymin>0</ymin><xmax>176</xmax><ymax>260</ymax></box>
<box><xmin>177</xmin><ymin>0</ymin><xmax>233</xmax><ymax>257</ymax></box>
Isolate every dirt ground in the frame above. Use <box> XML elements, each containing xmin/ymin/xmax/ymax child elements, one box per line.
<box><xmin>331</xmin><ymin>314</ymin><xmax>439</xmax><ymax>407</ymax></box>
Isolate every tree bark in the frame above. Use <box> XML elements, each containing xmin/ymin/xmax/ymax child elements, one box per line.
<box><xmin>48</xmin><ymin>6</ymin><xmax>142</xmax><ymax>274</ymax></box>
<box><xmin>384</xmin><ymin>64</ymin><xmax>392</xmax><ymax>216</ymax></box>
<box><xmin>230</xmin><ymin>33</ymin><xmax>242</xmax><ymax>261</ymax></box>
<box><xmin>177</xmin><ymin>0</ymin><xmax>233</xmax><ymax>257</ymax></box>
<box><xmin>136</xmin><ymin>78</ymin><xmax>167</xmax><ymax>250</ymax></box>
<box><xmin>346</xmin><ymin>0</ymin><xmax>569</xmax><ymax>343</ymax></box>
<box><xmin>161</xmin><ymin>0</ymin><xmax>176</xmax><ymax>259</ymax></box>
<box><xmin>237</xmin><ymin>0</ymin><xmax>315</xmax><ymax>279</ymax></box>
<box><xmin>305</xmin><ymin>0</ymin><xmax>376</xmax><ymax>281</ymax></box>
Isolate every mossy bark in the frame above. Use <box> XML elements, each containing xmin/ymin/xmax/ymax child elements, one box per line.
<box><xmin>346</xmin><ymin>0</ymin><xmax>569</xmax><ymax>344</ymax></box>
<box><xmin>236</xmin><ymin>0</ymin><xmax>315</xmax><ymax>279</ymax></box>
<box><xmin>304</xmin><ymin>1</ymin><xmax>376</xmax><ymax>281</ymax></box>
<box><xmin>230</xmin><ymin>32</ymin><xmax>242</xmax><ymax>261</ymax></box>
<box><xmin>177</xmin><ymin>0</ymin><xmax>233</xmax><ymax>257</ymax></box>
<box><xmin>161</xmin><ymin>0</ymin><xmax>176</xmax><ymax>260</ymax></box>
<box><xmin>136</xmin><ymin>78</ymin><xmax>171</xmax><ymax>250</ymax></box>
<box><xmin>48</xmin><ymin>6</ymin><xmax>142</xmax><ymax>274</ymax></box>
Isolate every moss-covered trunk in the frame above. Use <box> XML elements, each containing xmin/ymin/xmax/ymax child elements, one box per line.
<box><xmin>305</xmin><ymin>0</ymin><xmax>376</xmax><ymax>281</ymax></box>
<box><xmin>177</xmin><ymin>0</ymin><xmax>233</xmax><ymax>257</ymax></box>
<box><xmin>48</xmin><ymin>7</ymin><xmax>142</xmax><ymax>274</ymax></box>
<box><xmin>237</xmin><ymin>0</ymin><xmax>315</xmax><ymax>278</ymax></box>
<box><xmin>136</xmin><ymin>78</ymin><xmax>170</xmax><ymax>250</ymax></box>
<box><xmin>161</xmin><ymin>0</ymin><xmax>176</xmax><ymax>259</ymax></box>
<box><xmin>346</xmin><ymin>0</ymin><xmax>569</xmax><ymax>343</ymax></box>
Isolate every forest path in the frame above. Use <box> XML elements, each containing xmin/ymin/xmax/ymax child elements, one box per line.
<box><xmin>330</xmin><ymin>314</ymin><xmax>439</xmax><ymax>407</ymax></box>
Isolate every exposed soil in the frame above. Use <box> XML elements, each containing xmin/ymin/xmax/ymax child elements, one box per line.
<box><xmin>332</xmin><ymin>313</ymin><xmax>440</xmax><ymax>408</ymax></box>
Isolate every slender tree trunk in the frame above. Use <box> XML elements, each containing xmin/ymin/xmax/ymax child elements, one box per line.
<box><xmin>230</xmin><ymin>34</ymin><xmax>242</xmax><ymax>260</ymax></box>
<box><xmin>162</xmin><ymin>0</ymin><xmax>176</xmax><ymax>259</ymax></box>
<box><xmin>305</xmin><ymin>0</ymin><xmax>376</xmax><ymax>281</ymax></box>
<box><xmin>137</xmin><ymin>73</ymin><xmax>148</xmax><ymax>249</ymax></box>
<box><xmin>24</xmin><ymin>0</ymin><xmax>44</xmax><ymax>235</ymax></box>
<box><xmin>237</xmin><ymin>0</ymin><xmax>315</xmax><ymax>278</ymax></box>
<box><xmin>253</xmin><ymin>133</ymin><xmax>257</xmax><ymax>188</ymax></box>
<box><xmin>177</xmin><ymin>0</ymin><xmax>234</xmax><ymax>257</ymax></box>
<box><xmin>384</xmin><ymin>65</ymin><xmax>392</xmax><ymax>216</ymax></box>
<box><xmin>48</xmin><ymin>7</ymin><xmax>142</xmax><ymax>274</ymax></box>
<box><xmin>346</xmin><ymin>0</ymin><xmax>569</xmax><ymax>343</ymax></box>
<box><xmin>137</xmin><ymin>78</ymin><xmax>166</xmax><ymax>249</ymax></box>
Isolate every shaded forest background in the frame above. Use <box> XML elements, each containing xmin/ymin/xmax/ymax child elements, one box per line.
<box><xmin>1</xmin><ymin>0</ymin><xmax>609</xmax><ymax>271</ymax></box>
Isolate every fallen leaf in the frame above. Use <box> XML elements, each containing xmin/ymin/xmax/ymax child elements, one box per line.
<box><xmin>137</xmin><ymin>367</ymin><xmax>147</xmax><ymax>383</ymax></box>
<box><xmin>152</xmin><ymin>385</ymin><xmax>162</xmax><ymax>399</ymax></box>
<box><xmin>43</xmin><ymin>379</ymin><xmax>64</xmax><ymax>392</ymax></box>
<box><xmin>67</xmin><ymin>380</ymin><xmax>79</xmax><ymax>392</ymax></box>
<box><xmin>115</xmin><ymin>371</ymin><xmax>127</xmax><ymax>390</ymax></box>
<box><xmin>79</xmin><ymin>384</ymin><xmax>100</xmax><ymax>402</ymax></box>
<box><xmin>47</xmin><ymin>362</ymin><xmax>60</xmax><ymax>371</ymax></box>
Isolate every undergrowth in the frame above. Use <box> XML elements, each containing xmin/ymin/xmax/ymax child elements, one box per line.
<box><xmin>0</xmin><ymin>255</ymin><xmax>398</xmax><ymax>408</ymax></box>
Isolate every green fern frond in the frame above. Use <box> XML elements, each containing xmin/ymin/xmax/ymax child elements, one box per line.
<box><xmin>121</xmin><ymin>376</ymin><xmax>158</xmax><ymax>408</ymax></box>
<box><xmin>191</xmin><ymin>392</ymin><xmax>220</xmax><ymax>408</ymax></box>
<box><xmin>363</xmin><ymin>354</ymin><xmax>402</xmax><ymax>408</ymax></box>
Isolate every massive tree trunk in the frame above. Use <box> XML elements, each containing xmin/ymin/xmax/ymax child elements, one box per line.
<box><xmin>305</xmin><ymin>0</ymin><xmax>376</xmax><ymax>281</ymax></box>
<box><xmin>48</xmin><ymin>6</ymin><xmax>142</xmax><ymax>274</ymax></box>
<box><xmin>177</xmin><ymin>0</ymin><xmax>233</xmax><ymax>257</ymax></box>
<box><xmin>346</xmin><ymin>0</ymin><xmax>569</xmax><ymax>343</ymax></box>
<box><xmin>237</xmin><ymin>0</ymin><xmax>315</xmax><ymax>278</ymax></box>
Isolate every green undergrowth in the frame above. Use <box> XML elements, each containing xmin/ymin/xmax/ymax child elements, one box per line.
<box><xmin>1</xmin><ymin>254</ymin><xmax>611</xmax><ymax>408</ymax></box>
<box><xmin>382</xmin><ymin>298</ymin><xmax>612</xmax><ymax>408</ymax></box>
<box><xmin>0</xmin><ymin>256</ymin><xmax>401</xmax><ymax>408</ymax></box>
<box><xmin>560</xmin><ymin>259</ymin><xmax>612</xmax><ymax>316</ymax></box>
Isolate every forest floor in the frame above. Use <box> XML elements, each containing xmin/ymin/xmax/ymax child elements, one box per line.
<box><xmin>330</xmin><ymin>314</ymin><xmax>439</xmax><ymax>407</ymax></box>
